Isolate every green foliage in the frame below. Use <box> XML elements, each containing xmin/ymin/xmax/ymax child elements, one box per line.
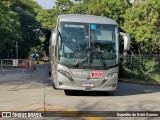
<box><xmin>123</xmin><ymin>0</ymin><xmax>160</xmax><ymax>53</ymax></box>
<box><xmin>154</xmin><ymin>74</ymin><xmax>160</xmax><ymax>82</ymax></box>
<box><xmin>120</xmin><ymin>55</ymin><xmax>159</xmax><ymax>82</ymax></box>
<box><xmin>12</xmin><ymin>0</ymin><xmax>43</xmax><ymax>58</ymax></box>
<box><xmin>85</xmin><ymin>0</ymin><xmax>129</xmax><ymax>27</ymax></box>
<box><xmin>36</xmin><ymin>9</ymin><xmax>57</xmax><ymax>30</ymax></box>
<box><xmin>120</xmin><ymin>67</ymin><xmax>160</xmax><ymax>82</ymax></box>
<box><xmin>29</xmin><ymin>45</ymin><xmax>45</xmax><ymax>58</ymax></box>
<box><xmin>142</xmin><ymin>59</ymin><xmax>158</xmax><ymax>74</ymax></box>
<box><xmin>55</xmin><ymin>0</ymin><xmax>74</xmax><ymax>14</ymax></box>
<box><xmin>37</xmin><ymin>0</ymin><xmax>130</xmax><ymax>30</ymax></box>
<box><xmin>69</xmin><ymin>3</ymin><xmax>87</xmax><ymax>14</ymax></box>
<box><xmin>0</xmin><ymin>1</ymin><xmax>21</xmax><ymax>52</ymax></box>
<box><xmin>0</xmin><ymin>0</ymin><xmax>45</xmax><ymax>59</ymax></box>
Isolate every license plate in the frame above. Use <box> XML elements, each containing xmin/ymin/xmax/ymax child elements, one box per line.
<box><xmin>83</xmin><ymin>82</ymin><xmax>94</xmax><ymax>91</ymax></box>
<box><xmin>84</xmin><ymin>86</ymin><xmax>92</xmax><ymax>91</ymax></box>
<box><xmin>83</xmin><ymin>82</ymin><xmax>94</xmax><ymax>87</ymax></box>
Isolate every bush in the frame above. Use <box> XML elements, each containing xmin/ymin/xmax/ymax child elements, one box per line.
<box><xmin>119</xmin><ymin>53</ymin><xmax>160</xmax><ymax>82</ymax></box>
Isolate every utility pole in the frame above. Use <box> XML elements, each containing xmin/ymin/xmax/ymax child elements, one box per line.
<box><xmin>15</xmin><ymin>41</ymin><xmax>18</xmax><ymax>59</ymax></box>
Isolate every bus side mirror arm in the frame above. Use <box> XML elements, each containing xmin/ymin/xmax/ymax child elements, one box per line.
<box><xmin>51</xmin><ymin>30</ymin><xmax>59</xmax><ymax>47</ymax></box>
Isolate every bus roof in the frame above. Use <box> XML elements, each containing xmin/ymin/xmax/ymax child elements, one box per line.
<box><xmin>58</xmin><ymin>14</ymin><xmax>117</xmax><ymax>25</ymax></box>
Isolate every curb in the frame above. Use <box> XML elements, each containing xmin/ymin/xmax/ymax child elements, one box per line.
<box><xmin>118</xmin><ymin>79</ymin><xmax>160</xmax><ymax>87</ymax></box>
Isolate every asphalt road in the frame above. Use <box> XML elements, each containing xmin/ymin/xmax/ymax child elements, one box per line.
<box><xmin>0</xmin><ymin>64</ymin><xmax>160</xmax><ymax>120</ymax></box>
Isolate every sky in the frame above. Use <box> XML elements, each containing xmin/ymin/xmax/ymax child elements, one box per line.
<box><xmin>34</xmin><ymin>0</ymin><xmax>56</xmax><ymax>9</ymax></box>
<box><xmin>34</xmin><ymin>0</ymin><xmax>134</xmax><ymax>9</ymax></box>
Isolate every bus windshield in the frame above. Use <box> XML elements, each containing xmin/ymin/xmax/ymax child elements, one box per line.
<box><xmin>58</xmin><ymin>22</ymin><xmax>118</xmax><ymax>69</ymax></box>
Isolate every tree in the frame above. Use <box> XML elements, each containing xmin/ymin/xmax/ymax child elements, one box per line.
<box><xmin>84</xmin><ymin>0</ymin><xmax>130</xmax><ymax>27</ymax></box>
<box><xmin>37</xmin><ymin>0</ymin><xmax>130</xmax><ymax>29</ymax></box>
<box><xmin>36</xmin><ymin>9</ymin><xmax>57</xmax><ymax>30</ymax></box>
<box><xmin>10</xmin><ymin>0</ymin><xmax>43</xmax><ymax>58</ymax></box>
<box><xmin>123</xmin><ymin>0</ymin><xmax>160</xmax><ymax>53</ymax></box>
<box><xmin>0</xmin><ymin>1</ymin><xmax>21</xmax><ymax>58</ymax></box>
<box><xmin>69</xmin><ymin>2</ymin><xmax>87</xmax><ymax>14</ymax></box>
<box><xmin>55</xmin><ymin>0</ymin><xmax>74</xmax><ymax>14</ymax></box>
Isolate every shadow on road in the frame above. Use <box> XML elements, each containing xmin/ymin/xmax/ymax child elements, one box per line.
<box><xmin>0</xmin><ymin>64</ymin><xmax>160</xmax><ymax>96</ymax></box>
<box><xmin>63</xmin><ymin>83</ymin><xmax>160</xmax><ymax>96</ymax></box>
<box><xmin>45</xmin><ymin>70</ymin><xmax>160</xmax><ymax>96</ymax></box>
<box><xmin>114</xmin><ymin>82</ymin><xmax>160</xmax><ymax>96</ymax></box>
<box><xmin>0</xmin><ymin>64</ymin><xmax>50</xmax><ymax>91</ymax></box>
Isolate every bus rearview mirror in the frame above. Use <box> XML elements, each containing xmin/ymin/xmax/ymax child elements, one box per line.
<box><xmin>51</xmin><ymin>30</ymin><xmax>59</xmax><ymax>46</ymax></box>
<box><xmin>120</xmin><ymin>32</ymin><xmax>131</xmax><ymax>50</ymax></box>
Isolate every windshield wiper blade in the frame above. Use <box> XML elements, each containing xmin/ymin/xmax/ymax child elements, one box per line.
<box><xmin>95</xmin><ymin>50</ymin><xmax>107</xmax><ymax>69</ymax></box>
<box><xmin>73</xmin><ymin>48</ymin><xmax>90</xmax><ymax>67</ymax></box>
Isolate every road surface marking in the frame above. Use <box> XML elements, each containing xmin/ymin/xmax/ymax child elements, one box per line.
<box><xmin>9</xmin><ymin>102</ymin><xmax>40</xmax><ymax>111</ymax></box>
<box><xmin>47</xmin><ymin>103</ymin><xmax>106</xmax><ymax>120</ymax></box>
<box><xmin>31</xmin><ymin>108</ymin><xmax>54</xmax><ymax>111</ymax></box>
<box><xmin>6</xmin><ymin>102</ymin><xmax>106</xmax><ymax>120</ymax></box>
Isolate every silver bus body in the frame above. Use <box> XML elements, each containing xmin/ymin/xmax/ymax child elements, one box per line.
<box><xmin>49</xmin><ymin>14</ymin><xmax>130</xmax><ymax>91</ymax></box>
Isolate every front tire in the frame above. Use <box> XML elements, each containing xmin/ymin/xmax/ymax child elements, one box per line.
<box><xmin>52</xmin><ymin>81</ymin><xmax>57</xmax><ymax>89</ymax></box>
<box><xmin>64</xmin><ymin>90</ymin><xmax>71</xmax><ymax>95</ymax></box>
<box><xmin>107</xmin><ymin>91</ymin><xmax>116</xmax><ymax>96</ymax></box>
<box><xmin>64</xmin><ymin>90</ymin><xmax>76</xmax><ymax>96</ymax></box>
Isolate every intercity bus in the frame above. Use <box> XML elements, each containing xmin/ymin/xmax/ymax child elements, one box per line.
<box><xmin>49</xmin><ymin>14</ymin><xmax>130</xmax><ymax>92</ymax></box>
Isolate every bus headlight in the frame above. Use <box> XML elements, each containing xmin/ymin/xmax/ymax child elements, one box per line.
<box><xmin>105</xmin><ymin>73</ymin><xmax>117</xmax><ymax>81</ymax></box>
<box><xmin>58</xmin><ymin>69</ymin><xmax>72</xmax><ymax>79</ymax></box>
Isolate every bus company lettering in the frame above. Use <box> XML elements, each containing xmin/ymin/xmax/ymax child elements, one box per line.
<box><xmin>91</xmin><ymin>71</ymin><xmax>102</xmax><ymax>78</ymax></box>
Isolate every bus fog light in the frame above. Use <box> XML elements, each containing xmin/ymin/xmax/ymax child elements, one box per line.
<box><xmin>105</xmin><ymin>73</ymin><xmax>117</xmax><ymax>80</ymax></box>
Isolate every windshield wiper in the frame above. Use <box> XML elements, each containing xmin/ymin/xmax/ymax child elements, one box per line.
<box><xmin>94</xmin><ymin>50</ymin><xmax>107</xmax><ymax>69</ymax></box>
<box><xmin>73</xmin><ymin>48</ymin><xmax>90</xmax><ymax>67</ymax></box>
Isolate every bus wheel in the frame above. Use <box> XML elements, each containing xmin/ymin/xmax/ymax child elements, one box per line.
<box><xmin>64</xmin><ymin>90</ymin><xmax>74</xmax><ymax>96</ymax></box>
<box><xmin>52</xmin><ymin>81</ymin><xmax>57</xmax><ymax>89</ymax></box>
<box><xmin>108</xmin><ymin>91</ymin><xmax>116</xmax><ymax>96</ymax></box>
<box><xmin>52</xmin><ymin>84</ymin><xmax>57</xmax><ymax>89</ymax></box>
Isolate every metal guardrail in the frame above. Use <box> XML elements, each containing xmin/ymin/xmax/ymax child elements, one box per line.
<box><xmin>0</xmin><ymin>59</ymin><xmax>35</xmax><ymax>74</ymax></box>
